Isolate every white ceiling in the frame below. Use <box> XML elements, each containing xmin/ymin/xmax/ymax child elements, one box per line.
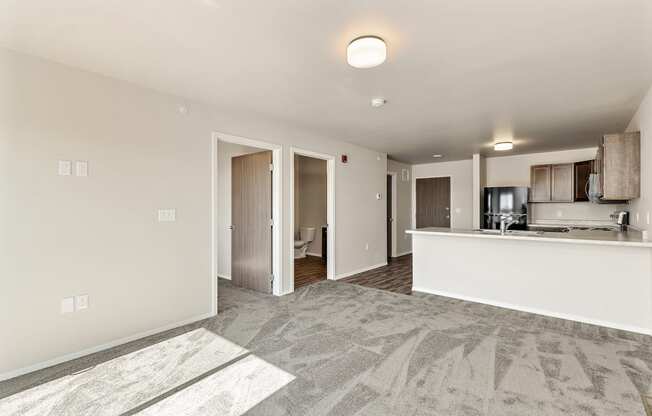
<box><xmin>2</xmin><ymin>0</ymin><xmax>651</xmax><ymax>163</ymax></box>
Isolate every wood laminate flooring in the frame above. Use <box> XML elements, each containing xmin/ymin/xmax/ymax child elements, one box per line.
<box><xmin>294</xmin><ymin>255</ymin><xmax>326</xmax><ymax>289</ymax></box>
<box><xmin>340</xmin><ymin>254</ymin><xmax>412</xmax><ymax>295</ymax></box>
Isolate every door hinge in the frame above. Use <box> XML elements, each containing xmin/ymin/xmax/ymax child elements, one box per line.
<box><xmin>269</xmin><ymin>163</ymin><xmax>274</xmax><ymax>172</ymax></box>
<box><xmin>269</xmin><ymin>218</ymin><xmax>274</xmax><ymax>227</ymax></box>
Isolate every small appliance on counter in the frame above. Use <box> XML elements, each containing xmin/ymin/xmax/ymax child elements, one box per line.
<box><xmin>483</xmin><ymin>186</ymin><xmax>529</xmax><ymax>230</ymax></box>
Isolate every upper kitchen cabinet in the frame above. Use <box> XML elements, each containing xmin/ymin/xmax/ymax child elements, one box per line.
<box><xmin>530</xmin><ymin>164</ymin><xmax>551</xmax><ymax>202</ymax></box>
<box><xmin>573</xmin><ymin>160</ymin><xmax>593</xmax><ymax>202</ymax></box>
<box><xmin>530</xmin><ymin>163</ymin><xmax>574</xmax><ymax>202</ymax></box>
<box><xmin>551</xmin><ymin>163</ymin><xmax>574</xmax><ymax>202</ymax></box>
<box><xmin>596</xmin><ymin>132</ymin><xmax>640</xmax><ymax>201</ymax></box>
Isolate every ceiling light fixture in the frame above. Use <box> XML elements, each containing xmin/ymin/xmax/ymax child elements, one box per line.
<box><xmin>347</xmin><ymin>36</ymin><xmax>387</xmax><ymax>69</ymax></box>
<box><xmin>494</xmin><ymin>141</ymin><xmax>513</xmax><ymax>151</ymax></box>
<box><xmin>432</xmin><ymin>154</ymin><xmax>443</xmax><ymax>158</ymax></box>
<box><xmin>370</xmin><ymin>97</ymin><xmax>386</xmax><ymax>108</ymax></box>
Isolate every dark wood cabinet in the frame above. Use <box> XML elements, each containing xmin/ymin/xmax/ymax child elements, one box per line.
<box><xmin>573</xmin><ymin>160</ymin><xmax>593</xmax><ymax>202</ymax></box>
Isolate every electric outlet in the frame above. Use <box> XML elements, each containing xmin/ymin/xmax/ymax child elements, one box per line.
<box><xmin>61</xmin><ymin>297</ymin><xmax>74</xmax><ymax>314</ymax></box>
<box><xmin>75</xmin><ymin>294</ymin><xmax>89</xmax><ymax>311</ymax></box>
<box><xmin>365</xmin><ymin>243</ymin><xmax>369</xmax><ymax>250</ymax></box>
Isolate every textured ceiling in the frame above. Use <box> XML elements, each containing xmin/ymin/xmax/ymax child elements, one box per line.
<box><xmin>2</xmin><ymin>0</ymin><xmax>651</xmax><ymax>163</ymax></box>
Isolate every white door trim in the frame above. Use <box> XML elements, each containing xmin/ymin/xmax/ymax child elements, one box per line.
<box><xmin>387</xmin><ymin>171</ymin><xmax>398</xmax><ymax>258</ymax></box>
<box><xmin>289</xmin><ymin>147</ymin><xmax>335</xmax><ymax>293</ymax></box>
<box><xmin>212</xmin><ymin>132</ymin><xmax>283</xmax><ymax>308</ymax></box>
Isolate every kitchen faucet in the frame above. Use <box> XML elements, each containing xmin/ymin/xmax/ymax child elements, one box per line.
<box><xmin>499</xmin><ymin>214</ymin><xmax>521</xmax><ymax>235</ymax></box>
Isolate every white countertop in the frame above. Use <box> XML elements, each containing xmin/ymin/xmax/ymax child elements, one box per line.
<box><xmin>406</xmin><ymin>227</ymin><xmax>652</xmax><ymax>248</ymax></box>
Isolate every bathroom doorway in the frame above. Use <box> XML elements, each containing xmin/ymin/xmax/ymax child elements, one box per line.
<box><xmin>290</xmin><ymin>148</ymin><xmax>335</xmax><ymax>291</ymax></box>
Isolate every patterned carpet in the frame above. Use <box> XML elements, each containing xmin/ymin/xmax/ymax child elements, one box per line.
<box><xmin>3</xmin><ymin>278</ymin><xmax>652</xmax><ymax>415</ymax></box>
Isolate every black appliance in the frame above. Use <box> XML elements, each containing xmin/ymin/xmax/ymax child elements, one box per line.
<box><xmin>483</xmin><ymin>187</ymin><xmax>529</xmax><ymax>230</ymax></box>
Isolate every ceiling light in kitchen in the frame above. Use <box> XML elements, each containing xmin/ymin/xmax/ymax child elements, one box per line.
<box><xmin>494</xmin><ymin>141</ymin><xmax>513</xmax><ymax>151</ymax></box>
<box><xmin>370</xmin><ymin>97</ymin><xmax>386</xmax><ymax>108</ymax></box>
<box><xmin>347</xmin><ymin>36</ymin><xmax>386</xmax><ymax>69</ymax></box>
<box><xmin>432</xmin><ymin>154</ymin><xmax>443</xmax><ymax>158</ymax></box>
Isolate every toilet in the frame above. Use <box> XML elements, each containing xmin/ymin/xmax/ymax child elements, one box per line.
<box><xmin>294</xmin><ymin>227</ymin><xmax>316</xmax><ymax>259</ymax></box>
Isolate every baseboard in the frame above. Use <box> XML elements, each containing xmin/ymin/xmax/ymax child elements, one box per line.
<box><xmin>393</xmin><ymin>250</ymin><xmax>412</xmax><ymax>257</ymax></box>
<box><xmin>0</xmin><ymin>312</ymin><xmax>214</xmax><ymax>382</ymax></box>
<box><xmin>217</xmin><ymin>273</ymin><xmax>231</xmax><ymax>280</ymax></box>
<box><xmin>334</xmin><ymin>262</ymin><xmax>388</xmax><ymax>280</ymax></box>
<box><xmin>412</xmin><ymin>286</ymin><xmax>652</xmax><ymax>336</ymax></box>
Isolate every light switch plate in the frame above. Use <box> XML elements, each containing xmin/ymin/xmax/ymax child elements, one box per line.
<box><xmin>158</xmin><ymin>209</ymin><xmax>176</xmax><ymax>222</ymax></box>
<box><xmin>75</xmin><ymin>161</ymin><xmax>88</xmax><ymax>177</ymax></box>
<box><xmin>61</xmin><ymin>297</ymin><xmax>75</xmax><ymax>314</ymax></box>
<box><xmin>58</xmin><ymin>160</ymin><xmax>72</xmax><ymax>176</ymax></box>
<box><xmin>75</xmin><ymin>294</ymin><xmax>89</xmax><ymax>310</ymax></box>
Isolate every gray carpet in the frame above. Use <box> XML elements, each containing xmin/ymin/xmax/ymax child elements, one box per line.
<box><xmin>3</xmin><ymin>279</ymin><xmax>652</xmax><ymax>415</ymax></box>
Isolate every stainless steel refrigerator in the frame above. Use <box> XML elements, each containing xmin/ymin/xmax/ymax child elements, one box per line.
<box><xmin>483</xmin><ymin>186</ymin><xmax>529</xmax><ymax>230</ymax></box>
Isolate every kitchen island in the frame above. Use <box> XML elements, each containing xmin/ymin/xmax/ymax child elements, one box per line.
<box><xmin>407</xmin><ymin>227</ymin><xmax>652</xmax><ymax>334</ymax></box>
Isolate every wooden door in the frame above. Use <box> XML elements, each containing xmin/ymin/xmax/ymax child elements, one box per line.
<box><xmin>573</xmin><ymin>160</ymin><xmax>592</xmax><ymax>201</ymax></box>
<box><xmin>416</xmin><ymin>177</ymin><xmax>451</xmax><ymax>228</ymax></box>
<box><xmin>387</xmin><ymin>175</ymin><xmax>392</xmax><ymax>260</ymax></box>
<box><xmin>551</xmin><ymin>163</ymin><xmax>574</xmax><ymax>202</ymax></box>
<box><xmin>530</xmin><ymin>165</ymin><xmax>551</xmax><ymax>202</ymax></box>
<box><xmin>232</xmin><ymin>151</ymin><xmax>273</xmax><ymax>293</ymax></box>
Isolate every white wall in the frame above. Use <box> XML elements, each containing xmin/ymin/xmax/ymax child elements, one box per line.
<box><xmin>628</xmin><ymin>84</ymin><xmax>652</xmax><ymax>231</ymax></box>
<box><xmin>0</xmin><ymin>49</ymin><xmax>388</xmax><ymax>378</ymax></box>
<box><xmin>387</xmin><ymin>160</ymin><xmax>413</xmax><ymax>256</ymax></box>
<box><xmin>485</xmin><ymin>148</ymin><xmax>627</xmax><ymax>223</ymax></box>
<box><xmin>217</xmin><ymin>142</ymin><xmax>262</xmax><ymax>279</ymax></box>
<box><xmin>412</xmin><ymin>159</ymin><xmax>474</xmax><ymax>229</ymax></box>
<box><xmin>296</xmin><ymin>155</ymin><xmax>327</xmax><ymax>256</ymax></box>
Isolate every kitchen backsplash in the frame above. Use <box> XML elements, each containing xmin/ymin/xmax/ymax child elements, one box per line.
<box><xmin>529</xmin><ymin>202</ymin><xmax>628</xmax><ymax>224</ymax></box>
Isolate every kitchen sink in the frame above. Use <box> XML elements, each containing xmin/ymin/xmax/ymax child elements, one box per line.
<box><xmin>526</xmin><ymin>226</ymin><xmax>570</xmax><ymax>233</ymax></box>
<box><xmin>475</xmin><ymin>229</ymin><xmax>543</xmax><ymax>236</ymax></box>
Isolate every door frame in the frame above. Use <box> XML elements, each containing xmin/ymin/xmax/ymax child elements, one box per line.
<box><xmin>386</xmin><ymin>171</ymin><xmax>398</xmax><ymax>258</ymax></box>
<box><xmin>212</xmin><ymin>132</ymin><xmax>283</xmax><ymax>313</ymax></box>
<box><xmin>411</xmin><ymin>175</ymin><xmax>452</xmax><ymax>229</ymax></box>
<box><xmin>289</xmin><ymin>147</ymin><xmax>335</xmax><ymax>292</ymax></box>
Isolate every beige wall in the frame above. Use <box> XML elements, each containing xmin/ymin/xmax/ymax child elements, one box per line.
<box><xmin>296</xmin><ymin>155</ymin><xmax>327</xmax><ymax>256</ymax></box>
<box><xmin>412</xmin><ymin>160</ymin><xmax>474</xmax><ymax>229</ymax></box>
<box><xmin>0</xmin><ymin>49</ymin><xmax>388</xmax><ymax>378</ymax></box>
<box><xmin>627</xmin><ymin>84</ymin><xmax>652</xmax><ymax>231</ymax></box>
<box><xmin>387</xmin><ymin>160</ymin><xmax>413</xmax><ymax>255</ymax></box>
<box><xmin>217</xmin><ymin>142</ymin><xmax>262</xmax><ymax>279</ymax></box>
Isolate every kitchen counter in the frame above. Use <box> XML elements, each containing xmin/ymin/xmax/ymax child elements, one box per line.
<box><xmin>407</xmin><ymin>226</ymin><xmax>652</xmax><ymax>248</ymax></box>
<box><xmin>408</xmin><ymin>226</ymin><xmax>652</xmax><ymax>335</ymax></box>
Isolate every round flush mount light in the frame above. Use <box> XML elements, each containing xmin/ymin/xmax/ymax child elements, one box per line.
<box><xmin>494</xmin><ymin>141</ymin><xmax>513</xmax><ymax>151</ymax></box>
<box><xmin>347</xmin><ymin>36</ymin><xmax>387</xmax><ymax>69</ymax></box>
<box><xmin>370</xmin><ymin>97</ymin><xmax>386</xmax><ymax>108</ymax></box>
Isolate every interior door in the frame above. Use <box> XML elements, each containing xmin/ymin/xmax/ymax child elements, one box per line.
<box><xmin>387</xmin><ymin>175</ymin><xmax>392</xmax><ymax>260</ymax></box>
<box><xmin>416</xmin><ymin>177</ymin><xmax>451</xmax><ymax>228</ymax></box>
<box><xmin>232</xmin><ymin>151</ymin><xmax>273</xmax><ymax>293</ymax></box>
